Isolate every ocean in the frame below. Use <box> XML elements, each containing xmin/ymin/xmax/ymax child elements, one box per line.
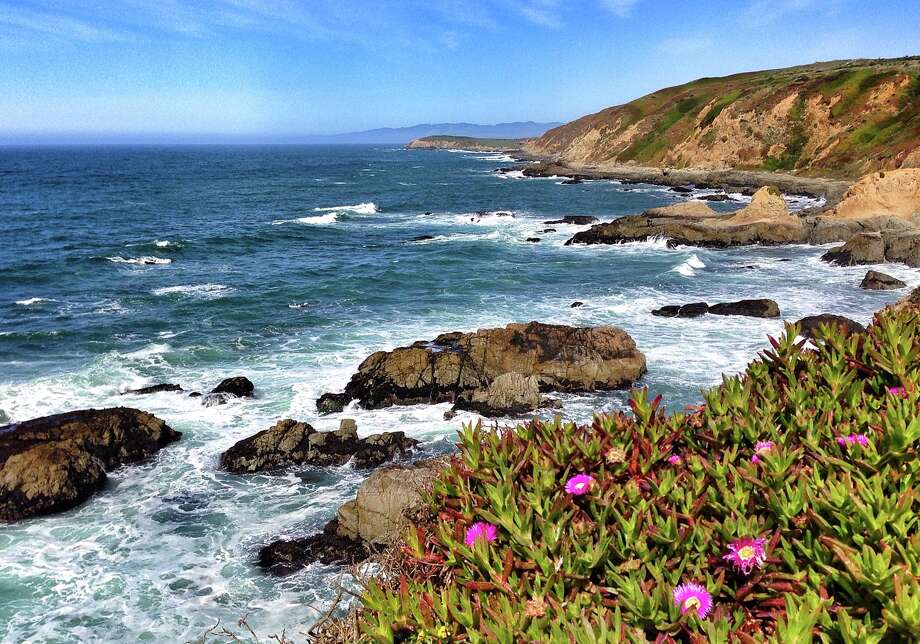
<box><xmin>0</xmin><ymin>145</ymin><xmax>914</xmax><ymax>642</ymax></box>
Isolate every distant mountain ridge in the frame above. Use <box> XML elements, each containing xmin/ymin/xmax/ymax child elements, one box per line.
<box><xmin>304</xmin><ymin>121</ymin><xmax>562</xmax><ymax>145</ymax></box>
<box><xmin>526</xmin><ymin>57</ymin><xmax>920</xmax><ymax>179</ymax></box>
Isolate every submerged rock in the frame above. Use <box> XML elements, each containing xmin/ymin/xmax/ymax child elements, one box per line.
<box><xmin>525</xmin><ymin>237</ymin><xmax>541</xmax><ymax>243</ymax></box>
<box><xmin>795</xmin><ymin>315</ymin><xmax>866</xmax><ymax>339</ymax></box>
<box><xmin>0</xmin><ymin>408</ymin><xmax>181</xmax><ymax>522</ymax></box>
<box><xmin>122</xmin><ymin>383</ymin><xmax>183</xmax><ymax>395</ymax></box>
<box><xmin>543</xmin><ymin>215</ymin><xmax>599</xmax><ymax>225</ymax></box>
<box><xmin>570</xmin><ymin>301</ymin><xmax>584</xmax><ymax>308</ymax></box>
<box><xmin>316</xmin><ymin>392</ymin><xmax>351</xmax><ymax>415</ymax></box>
<box><xmin>317</xmin><ymin>321</ymin><xmax>646</xmax><ymax>411</ymax></box>
<box><xmin>860</xmin><ymin>270</ymin><xmax>907</xmax><ymax>290</ymax></box>
<box><xmin>219</xmin><ymin>418</ymin><xmax>418</xmax><ymax>473</ymax></box>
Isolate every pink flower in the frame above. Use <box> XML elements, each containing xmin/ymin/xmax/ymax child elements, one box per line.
<box><xmin>837</xmin><ymin>434</ymin><xmax>870</xmax><ymax>449</ymax></box>
<box><xmin>723</xmin><ymin>537</ymin><xmax>767</xmax><ymax>575</ymax></box>
<box><xmin>672</xmin><ymin>582</ymin><xmax>713</xmax><ymax>619</ymax></box>
<box><xmin>889</xmin><ymin>386</ymin><xmax>908</xmax><ymax>399</ymax></box>
<box><xmin>751</xmin><ymin>440</ymin><xmax>774</xmax><ymax>463</ymax></box>
<box><xmin>667</xmin><ymin>454</ymin><xmax>682</xmax><ymax>465</ymax></box>
<box><xmin>464</xmin><ymin>521</ymin><xmax>497</xmax><ymax>546</ymax></box>
<box><xmin>564</xmin><ymin>473</ymin><xmax>595</xmax><ymax>496</ymax></box>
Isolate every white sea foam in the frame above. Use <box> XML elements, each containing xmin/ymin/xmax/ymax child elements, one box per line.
<box><xmin>272</xmin><ymin>213</ymin><xmax>338</xmax><ymax>225</ymax></box>
<box><xmin>151</xmin><ymin>284</ymin><xmax>232</xmax><ymax>299</ymax></box>
<box><xmin>154</xmin><ymin>240</ymin><xmax>182</xmax><ymax>249</ymax></box>
<box><xmin>107</xmin><ymin>256</ymin><xmax>172</xmax><ymax>265</ymax></box>
<box><xmin>455</xmin><ymin>210</ymin><xmax>516</xmax><ymax>226</ymax></box>
<box><xmin>496</xmin><ymin>170</ymin><xmax>526</xmax><ymax>180</ymax></box>
<box><xmin>313</xmin><ymin>202</ymin><xmax>378</xmax><ymax>214</ymax></box>
<box><xmin>672</xmin><ymin>261</ymin><xmax>697</xmax><ymax>277</ymax></box>
<box><xmin>15</xmin><ymin>297</ymin><xmax>55</xmax><ymax>306</ymax></box>
<box><xmin>686</xmin><ymin>254</ymin><xmax>706</xmax><ymax>269</ymax></box>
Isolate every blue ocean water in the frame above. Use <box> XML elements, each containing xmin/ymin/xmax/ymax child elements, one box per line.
<box><xmin>0</xmin><ymin>145</ymin><xmax>915</xmax><ymax>641</ymax></box>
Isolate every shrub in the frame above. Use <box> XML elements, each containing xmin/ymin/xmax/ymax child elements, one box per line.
<box><xmin>356</xmin><ymin>308</ymin><xmax>920</xmax><ymax>642</ymax></box>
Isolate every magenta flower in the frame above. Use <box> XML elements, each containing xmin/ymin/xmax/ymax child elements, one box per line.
<box><xmin>667</xmin><ymin>454</ymin><xmax>682</xmax><ymax>465</ymax></box>
<box><xmin>889</xmin><ymin>386</ymin><xmax>908</xmax><ymax>398</ymax></box>
<box><xmin>723</xmin><ymin>536</ymin><xmax>767</xmax><ymax>575</ymax></box>
<box><xmin>672</xmin><ymin>582</ymin><xmax>713</xmax><ymax>619</ymax></box>
<box><xmin>751</xmin><ymin>440</ymin><xmax>774</xmax><ymax>463</ymax></box>
<box><xmin>564</xmin><ymin>473</ymin><xmax>595</xmax><ymax>496</ymax></box>
<box><xmin>464</xmin><ymin>521</ymin><xmax>497</xmax><ymax>546</ymax></box>
<box><xmin>837</xmin><ymin>434</ymin><xmax>870</xmax><ymax>449</ymax></box>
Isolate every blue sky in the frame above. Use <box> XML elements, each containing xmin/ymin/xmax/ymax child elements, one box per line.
<box><xmin>0</xmin><ymin>0</ymin><xmax>918</xmax><ymax>141</ymax></box>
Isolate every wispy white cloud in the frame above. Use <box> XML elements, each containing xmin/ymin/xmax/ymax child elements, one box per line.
<box><xmin>507</xmin><ymin>0</ymin><xmax>562</xmax><ymax>29</ymax></box>
<box><xmin>0</xmin><ymin>3</ymin><xmax>134</xmax><ymax>42</ymax></box>
<box><xmin>599</xmin><ymin>0</ymin><xmax>640</xmax><ymax>18</ymax></box>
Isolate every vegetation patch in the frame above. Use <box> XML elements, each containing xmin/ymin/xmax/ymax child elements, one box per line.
<box><xmin>356</xmin><ymin>308</ymin><xmax>920</xmax><ymax>642</ymax></box>
<box><xmin>700</xmin><ymin>90</ymin><xmax>744</xmax><ymax>129</ymax></box>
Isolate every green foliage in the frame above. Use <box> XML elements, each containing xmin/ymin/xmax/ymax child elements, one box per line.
<box><xmin>764</xmin><ymin>94</ymin><xmax>808</xmax><ymax>172</ymax></box>
<box><xmin>700</xmin><ymin>90</ymin><xmax>743</xmax><ymax>129</ymax></box>
<box><xmin>357</xmin><ymin>309</ymin><xmax>920</xmax><ymax>642</ymax></box>
<box><xmin>622</xmin><ymin>95</ymin><xmax>704</xmax><ymax>162</ymax></box>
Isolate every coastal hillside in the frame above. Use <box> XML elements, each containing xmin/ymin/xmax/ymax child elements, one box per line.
<box><xmin>407</xmin><ymin>135</ymin><xmax>524</xmax><ymax>151</ymax></box>
<box><xmin>527</xmin><ymin>57</ymin><xmax>920</xmax><ymax>179</ymax></box>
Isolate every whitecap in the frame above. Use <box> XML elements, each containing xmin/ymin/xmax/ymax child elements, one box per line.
<box><xmin>313</xmin><ymin>202</ymin><xmax>378</xmax><ymax>215</ymax></box>
<box><xmin>151</xmin><ymin>284</ymin><xmax>232</xmax><ymax>299</ymax></box>
<box><xmin>686</xmin><ymin>254</ymin><xmax>706</xmax><ymax>269</ymax></box>
<box><xmin>107</xmin><ymin>256</ymin><xmax>172</xmax><ymax>265</ymax></box>
<box><xmin>288</xmin><ymin>302</ymin><xmax>310</xmax><ymax>309</ymax></box>
<box><xmin>672</xmin><ymin>262</ymin><xmax>697</xmax><ymax>277</ymax></box>
<box><xmin>154</xmin><ymin>240</ymin><xmax>182</xmax><ymax>249</ymax></box>
<box><xmin>495</xmin><ymin>170</ymin><xmax>526</xmax><ymax>180</ymax></box>
<box><xmin>15</xmin><ymin>297</ymin><xmax>55</xmax><ymax>306</ymax></box>
<box><xmin>272</xmin><ymin>213</ymin><xmax>338</xmax><ymax>225</ymax></box>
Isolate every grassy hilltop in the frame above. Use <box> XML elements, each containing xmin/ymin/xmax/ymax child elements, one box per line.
<box><xmin>527</xmin><ymin>57</ymin><xmax>920</xmax><ymax>179</ymax></box>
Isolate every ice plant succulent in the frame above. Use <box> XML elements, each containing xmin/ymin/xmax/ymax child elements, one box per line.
<box><xmin>837</xmin><ymin>434</ymin><xmax>870</xmax><ymax>448</ymax></box>
<box><xmin>564</xmin><ymin>473</ymin><xmax>594</xmax><ymax>496</ymax></box>
<box><xmin>672</xmin><ymin>583</ymin><xmax>713</xmax><ymax>619</ymax></box>
<box><xmin>723</xmin><ymin>536</ymin><xmax>767</xmax><ymax>575</ymax></box>
<box><xmin>464</xmin><ymin>521</ymin><xmax>497</xmax><ymax>546</ymax></box>
<box><xmin>888</xmin><ymin>386</ymin><xmax>908</xmax><ymax>398</ymax></box>
<box><xmin>667</xmin><ymin>454</ymin><xmax>682</xmax><ymax>465</ymax></box>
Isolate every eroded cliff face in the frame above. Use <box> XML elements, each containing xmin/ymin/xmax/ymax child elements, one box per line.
<box><xmin>527</xmin><ymin>58</ymin><xmax>920</xmax><ymax>179</ymax></box>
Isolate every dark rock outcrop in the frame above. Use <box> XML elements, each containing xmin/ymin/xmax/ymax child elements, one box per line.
<box><xmin>860</xmin><ymin>270</ymin><xmax>907</xmax><ymax>290</ymax></box>
<box><xmin>317</xmin><ymin>322</ymin><xmax>646</xmax><ymax>411</ymax></box>
<box><xmin>0</xmin><ymin>408</ymin><xmax>180</xmax><ymax>522</ymax></box>
<box><xmin>257</xmin><ymin>519</ymin><xmax>367</xmax><ymax>575</ymax></box>
<box><xmin>122</xmin><ymin>383</ymin><xmax>183</xmax><ymax>395</ymax></box>
<box><xmin>708</xmin><ymin>299</ymin><xmax>780</xmax><ymax>318</ymax></box>
<box><xmin>210</xmin><ymin>376</ymin><xmax>254</xmax><ymax>398</ymax></box>
<box><xmin>794</xmin><ymin>315</ymin><xmax>866</xmax><ymax>339</ymax></box>
<box><xmin>821</xmin><ymin>232</ymin><xmax>886</xmax><ymax>266</ymax></box>
<box><xmin>543</xmin><ymin>215</ymin><xmax>599</xmax><ymax>225</ymax></box>
<box><xmin>652</xmin><ymin>300</ymin><xmax>779</xmax><ymax>319</ymax></box>
<box><xmin>525</xmin><ymin>237</ymin><xmax>541</xmax><ymax>243</ymax></box>
<box><xmin>570</xmin><ymin>301</ymin><xmax>584</xmax><ymax>308</ymax></box>
<box><xmin>219</xmin><ymin>419</ymin><xmax>418</xmax><ymax>473</ymax></box>
<box><xmin>652</xmin><ymin>302</ymin><xmax>709</xmax><ymax>318</ymax></box>
<box><xmin>316</xmin><ymin>392</ymin><xmax>350</xmax><ymax>415</ymax></box>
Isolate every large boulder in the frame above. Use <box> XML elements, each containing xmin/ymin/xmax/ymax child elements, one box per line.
<box><xmin>335</xmin><ymin>456</ymin><xmax>451</xmax><ymax>545</ymax></box>
<box><xmin>794</xmin><ymin>315</ymin><xmax>866</xmax><ymax>339</ymax></box>
<box><xmin>821</xmin><ymin>232</ymin><xmax>886</xmax><ymax>266</ymax></box>
<box><xmin>256</xmin><ymin>456</ymin><xmax>451</xmax><ymax>575</ymax></box>
<box><xmin>860</xmin><ymin>270</ymin><xmax>907</xmax><ymax>290</ymax></box>
<box><xmin>651</xmin><ymin>302</ymin><xmax>709</xmax><ymax>318</ymax></box>
<box><xmin>318</xmin><ymin>322</ymin><xmax>646</xmax><ymax>410</ymax></box>
<box><xmin>219</xmin><ymin>419</ymin><xmax>418</xmax><ymax>473</ymax></box>
<box><xmin>0</xmin><ymin>408</ymin><xmax>181</xmax><ymax>522</ymax></box>
<box><xmin>887</xmin><ymin>286</ymin><xmax>920</xmax><ymax>314</ymax></box>
<box><xmin>568</xmin><ymin>187</ymin><xmax>807</xmax><ymax>247</ymax></box>
<box><xmin>453</xmin><ymin>372</ymin><xmax>543</xmax><ymax>417</ymax></box>
<box><xmin>122</xmin><ymin>383</ymin><xmax>183</xmax><ymax>395</ymax></box>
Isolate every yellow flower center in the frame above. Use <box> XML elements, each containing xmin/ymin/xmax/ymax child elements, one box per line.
<box><xmin>683</xmin><ymin>596</ymin><xmax>701</xmax><ymax>611</ymax></box>
<box><xmin>738</xmin><ymin>545</ymin><xmax>756</xmax><ymax>561</ymax></box>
